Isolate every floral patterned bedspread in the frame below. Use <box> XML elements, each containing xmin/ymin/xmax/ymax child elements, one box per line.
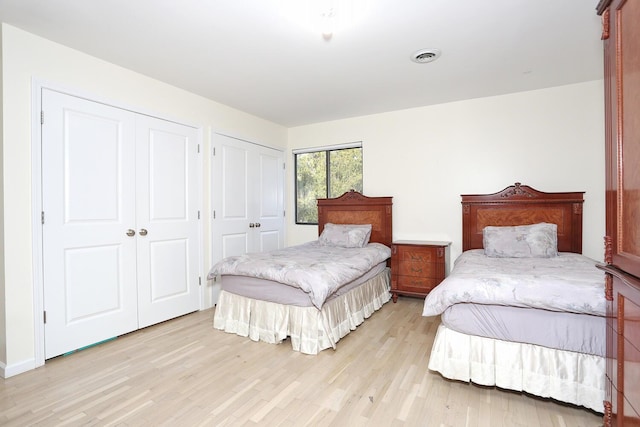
<box><xmin>422</xmin><ymin>249</ymin><xmax>606</xmax><ymax>317</ymax></box>
<box><xmin>207</xmin><ymin>241</ymin><xmax>391</xmax><ymax>309</ymax></box>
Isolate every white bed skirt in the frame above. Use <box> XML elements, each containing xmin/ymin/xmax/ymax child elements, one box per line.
<box><xmin>428</xmin><ymin>323</ymin><xmax>605</xmax><ymax>413</ymax></box>
<box><xmin>213</xmin><ymin>268</ymin><xmax>391</xmax><ymax>355</ymax></box>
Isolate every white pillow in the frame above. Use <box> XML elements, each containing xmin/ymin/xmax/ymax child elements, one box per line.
<box><xmin>483</xmin><ymin>222</ymin><xmax>558</xmax><ymax>258</ymax></box>
<box><xmin>318</xmin><ymin>223</ymin><xmax>372</xmax><ymax>248</ymax></box>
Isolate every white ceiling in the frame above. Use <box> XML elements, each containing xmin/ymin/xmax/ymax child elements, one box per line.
<box><xmin>0</xmin><ymin>0</ymin><xmax>604</xmax><ymax>127</ymax></box>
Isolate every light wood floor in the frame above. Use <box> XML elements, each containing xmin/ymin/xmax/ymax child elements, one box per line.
<box><xmin>1</xmin><ymin>298</ymin><xmax>603</xmax><ymax>426</ymax></box>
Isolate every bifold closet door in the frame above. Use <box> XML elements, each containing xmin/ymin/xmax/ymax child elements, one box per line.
<box><xmin>42</xmin><ymin>89</ymin><xmax>139</xmax><ymax>359</ymax></box>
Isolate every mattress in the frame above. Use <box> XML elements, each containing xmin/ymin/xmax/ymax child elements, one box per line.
<box><xmin>440</xmin><ymin>303</ymin><xmax>605</xmax><ymax>357</ymax></box>
<box><xmin>220</xmin><ymin>261</ymin><xmax>388</xmax><ymax>307</ymax></box>
<box><xmin>422</xmin><ymin>250</ymin><xmax>605</xmax><ymax>318</ymax></box>
<box><xmin>209</xmin><ymin>241</ymin><xmax>391</xmax><ymax>309</ymax></box>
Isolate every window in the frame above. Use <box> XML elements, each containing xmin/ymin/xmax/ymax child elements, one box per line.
<box><xmin>294</xmin><ymin>143</ymin><xmax>363</xmax><ymax>224</ymax></box>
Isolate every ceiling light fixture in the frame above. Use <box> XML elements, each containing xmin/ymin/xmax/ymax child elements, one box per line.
<box><xmin>320</xmin><ymin>7</ymin><xmax>336</xmax><ymax>40</ymax></box>
<box><xmin>411</xmin><ymin>48</ymin><xmax>442</xmax><ymax>64</ymax></box>
<box><xmin>278</xmin><ymin>0</ymin><xmax>368</xmax><ymax>41</ymax></box>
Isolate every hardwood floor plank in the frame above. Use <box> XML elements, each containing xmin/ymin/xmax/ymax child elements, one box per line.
<box><xmin>0</xmin><ymin>298</ymin><xmax>603</xmax><ymax>426</ymax></box>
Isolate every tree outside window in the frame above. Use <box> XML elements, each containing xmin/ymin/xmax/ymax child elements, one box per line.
<box><xmin>295</xmin><ymin>146</ymin><xmax>363</xmax><ymax>224</ymax></box>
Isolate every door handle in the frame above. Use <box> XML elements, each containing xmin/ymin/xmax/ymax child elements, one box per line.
<box><xmin>255</xmin><ymin>223</ymin><xmax>261</xmax><ymax>228</ymax></box>
<box><xmin>249</xmin><ymin>223</ymin><xmax>255</xmax><ymax>228</ymax></box>
<box><xmin>139</xmin><ymin>229</ymin><xmax>148</xmax><ymax>236</ymax></box>
<box><xmin>126</xmin><ymin>229</ymin><xmax>136</xmax><ymax>237</ymax></box>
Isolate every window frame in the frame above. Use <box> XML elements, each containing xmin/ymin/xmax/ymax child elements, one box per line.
<box><xmin>293</xmin><ymin>142</ymin><xmax>363</xmax><ymax>225</ymax></box>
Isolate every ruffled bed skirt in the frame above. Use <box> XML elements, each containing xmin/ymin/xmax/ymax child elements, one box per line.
<box><xmin>428</xmin><ymin>323</ymin><xmax>605</xmax><ymax>413</ymax></box>
<box><xmin>213</xmin><ymin>268</ymin><xmax>391</xmax><ymax>355</ymax></box>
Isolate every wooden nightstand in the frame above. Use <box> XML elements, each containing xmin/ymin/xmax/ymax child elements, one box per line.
<box><xmin>390</xmin><ymin>240</ymin><xmax>451</xmax><ymax>302</ymax></box>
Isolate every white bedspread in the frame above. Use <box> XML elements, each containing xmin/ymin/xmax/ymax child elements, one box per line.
<box><xmin>422</xmin><ymin>250</ymin><xmax>605</xmax><ymax>317</ymax></box>
<box><xmin>208</xmin><ymin>241</ymin><xmax>391</xmax><ymax>309</ymax></box>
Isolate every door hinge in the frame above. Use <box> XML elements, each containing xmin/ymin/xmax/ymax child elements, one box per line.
<box><xmin>198</xmin><ymin>210</ymin><xmax>200</xmax><ymax>220</ymax></box>
<box><xmin>41</xmin><ymin>211</ymin><xmax>45</xmax><ymax>225</ymax></box>
<box><xmin>283</xmin><ymin>162</ymin><xmax>285</xmax><ymax>170</ymax></box>
<box><xmin>213</xmin><ymin>210</ymin><xmax>216</xmax><ymax>219</ymax></box>
<box><xmin>43</xmin><ymin>311</ymin><xmax>47</xmax><ymax>324</ymax></box>
<box><xmin>283</xmin><ymin>210</ymin><xmax>286</xmax><ymax>217</ymax></box>
<box><xmin>197</xmin><ymin>144</ymin><xmax>200</xmax><ymax>154</ymax></box>
<box><xmin>41</xmin><ymin>111</ymin><xmax>44</xmax><ymax>125</ymax></box>
<box><xmin>213</xmin><ymin>147</ymin><xmax>216</xmax><ymax>156</ymax></box>
<box><xmin>199</xmin><ymin>277</ymin><xmax>202</xmax><ymax>286</ymax></box>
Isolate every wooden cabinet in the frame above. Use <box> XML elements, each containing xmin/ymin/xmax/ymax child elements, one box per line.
<box><xmin>600</xmin><ymin>266</ymin><xmax>640</xmax><ymax>427</ymax></box>
<box><xmin>597</xmin><ymin>1</ymin><xmax>640</xmax><ymax>426</ymax></box>
<box><xmin>390</xmin><ymin>240</ymin><xmax>450</xmax><ymax>302</ymax></box>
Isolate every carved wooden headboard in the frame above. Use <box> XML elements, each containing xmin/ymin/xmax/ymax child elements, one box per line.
<box><xmin>317</xmin><ymin>190</ymin><xmax>393</xmax><ymax>247</ymax></box>
<box><xmin>462</xmin><ymin>182</ymin><xmax>585</xmax><ymax>253</ymax></box>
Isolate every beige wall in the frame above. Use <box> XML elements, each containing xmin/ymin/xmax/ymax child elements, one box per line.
<box><xmin>287</xmin><ymin>81</ymin><xmax>606</xmax><ymax>264</ymax></box>
<box><xmin>0</xmin><ymin>24</ymin><xmax>287</xmax><ymax>375</ymax></box>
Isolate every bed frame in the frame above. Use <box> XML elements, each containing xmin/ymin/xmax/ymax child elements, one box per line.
<box><xmin>428</xmin><ymin>182</ymin><xmax>604</xmax><ymax>412</ymax></box>
<box><xmin>318</xmin><ymin>190</ymin><xmax>393</xmax><ymax>247</ymax></box>
<box><xmin>461</xmin><ymin>182</ymin><xmax>584</xmax><ymax>253</ymax></box>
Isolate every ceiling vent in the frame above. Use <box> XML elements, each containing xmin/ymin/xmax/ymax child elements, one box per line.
<box><xmin>411</xmin><ymin>48</ymin><xmax>441</xmax><ymax>64</ymax></box>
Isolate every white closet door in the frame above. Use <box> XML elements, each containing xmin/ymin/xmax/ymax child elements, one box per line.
<box><xmin>212</xmin><ymin>133</ymin><xmax>251</xmax><ymax>260</ymax></box>
<box><xmin>212</xmin><ymin>133</ymin><xmax>284</xmax><ymax>262</ymax></box>
<box><xmin>135</xmin><ymin>115</ymin><xmax>200</xmax><ymax>328</ymax></box>
<box><xmin>42</xmin><ymin>89</ymin><xmax>138</xmax><ymax>359</ymax></box>
<box><xmin>254</xmin><ymin>145</ymin><xmax>285</xmax><ymax>252</ymax></box>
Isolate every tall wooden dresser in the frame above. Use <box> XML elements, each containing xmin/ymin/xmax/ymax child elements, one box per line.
<box><xmin>596</xmin><ymin>1</ymin><xmax>640</xmax><ymax>426</ymax></box>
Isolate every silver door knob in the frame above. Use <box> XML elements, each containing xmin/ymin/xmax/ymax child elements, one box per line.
<box><xmin>139</xmin><ymin>228</ymin><xmax>148</xmax><ymax>236</ymax></box>
<box><xmin>126</xmin><ymin>229</ymin><xmax>135</xmax><ymax>237</ymax></box>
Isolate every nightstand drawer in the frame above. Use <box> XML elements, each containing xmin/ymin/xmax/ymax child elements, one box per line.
<box><xmin>398</xmin><ymin>247</ymin><xmax>437</xmax><ymax>263</ymax></box>
<box><xmin>394</xmin><ymin>276</ymin><xmax>440</xmax><ymax>294</ymax></box>
<box><xmin>397</xmin><ymin>260</ymin><xmax>443</xmax><ymax>278</ymax></box>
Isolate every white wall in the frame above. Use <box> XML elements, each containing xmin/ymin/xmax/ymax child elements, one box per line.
<box><xmin>287</xmin><ymin>81</ymin><xmax>606</xmax><ymax>264</ymax></box>
<box><xmin>0</xmin><ymin>22</ymin><xmax>606</xmax><ymax>377</ymax></box>
<box><xmin>0</xmin><ymin>24</ymin><xmax>287</xmax><ymax>375</ymax></box>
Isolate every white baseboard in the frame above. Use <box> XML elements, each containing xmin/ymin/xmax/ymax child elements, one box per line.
<box><xmin>1</xmin><ymin>358</ymin><xmax>36</xmax><ymax>378</ymax></box>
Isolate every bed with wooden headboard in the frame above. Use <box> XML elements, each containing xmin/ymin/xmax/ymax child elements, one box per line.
<box><xmin>208</xmin><ymin>190</ymin><xmax>393</xmax><ymax>355</ymax></box>
<box><xmin>318</xmin><ymin>189</ymin><xmax>393</xmax><ymax>246</ymax></box>
<box><xmin>422</xmin><ymin>183</ymin><xmax>605</xmax><ymax>413</ymax></box>
<box><xmin>461</xmin><ymin>182</ymin><xmax>584</xmax><ymax>253</ymax></box>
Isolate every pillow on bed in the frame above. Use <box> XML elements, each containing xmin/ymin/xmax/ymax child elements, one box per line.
<box><xmin>483</xmin><ymin>222</ymin><xmax>558</xmax><ymax>258</ymax></box>
<box><xmin>318</xmin><ymin>223</ymin><xmax>372</xmax><ymax>248</ymax></box>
